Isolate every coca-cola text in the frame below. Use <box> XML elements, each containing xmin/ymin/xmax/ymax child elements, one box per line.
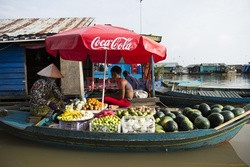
<box><xmin>91</xmin><ymin>36</ymin><xmax>134</xmax><ymax>50</ymax></box>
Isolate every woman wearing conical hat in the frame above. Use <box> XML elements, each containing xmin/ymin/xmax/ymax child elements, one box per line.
<box><xmin>29</xmin><ymin>64</ymin><xmax>66</xmax><ymax>116</ymax></box>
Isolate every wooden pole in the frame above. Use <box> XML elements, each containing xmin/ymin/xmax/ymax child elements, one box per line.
<box><xmin>101</xmin><ymin>50</ymin><xmax>108</xmax><ymax>109</ymax></box>
<box><xmin>79</xmin><ymin>61</ymin><xmax>85</xmax><ymax>100</ymax></box>
<box><xmin>151</xmin><ymin>56</ymin><xmax>155</xmax><ymax>97</ymax></box>
<box><xmin>215</xmin><ymin>110</ymin><xmax>250</xmax><ymax>130</ymax></box>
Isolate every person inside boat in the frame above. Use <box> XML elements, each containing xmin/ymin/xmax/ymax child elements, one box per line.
<box><xmin>123</xmin><ymin>70</ymin><xmax>139</xmax><ymax>90</ymax></box>
<box><xmin>104</xmin><ymin>66</ymin><xmax>134</xmax><ymax>108</ymax></box>
<box><xmin>29</xmin><ymin>64</ymin><xmax>67</xmax><ymax>116</ymax></box>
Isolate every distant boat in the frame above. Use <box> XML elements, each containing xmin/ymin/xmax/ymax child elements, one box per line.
<box><xmin>156</xmin><ymin>86</ymin><xmax>250</xmax><ymax>107</ymax></box>
<box><xmin>163</xmin><ymin>79</ymin><xmax>202</xmax><ymax>88</ymax></box>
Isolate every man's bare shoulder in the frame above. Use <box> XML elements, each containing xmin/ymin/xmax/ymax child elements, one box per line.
<box><xmin>120</xmin><ymin>78</ymin><xmax>127</xmax><ymax>84</ymax></box>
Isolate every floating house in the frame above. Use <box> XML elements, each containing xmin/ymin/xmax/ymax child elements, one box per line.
<box><xmin>186</xmin><ymin>64</ymin><xmax>200</xmax><ymax>74</ymax></box>
<box><xmin>187</xmin><ymin>63</ymin><xmax>226</xmax><ymax>74</ymax></box>
<box><xmin>200</xmin><ymin>63</ymin><xmax>226</xmax><ymax>73</ymax></box>
<box><xmin>155</xmin><ymin>62</ymin><xmax>183</xmax><ymax>75</ymax></box>
<box><xmin>0</xmin><ymin>17</ymin><xmax>95</xmax><ymax>100</ymax></box>
<box><xmin>242</xmin><ymin>62</ymin><xmax>250</xmax><ymax>73</ymax></box>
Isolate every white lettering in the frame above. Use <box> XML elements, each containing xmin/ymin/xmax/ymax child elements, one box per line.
<box><xmin>91</xmin><ymin>36</ymin><xmax>134</xmax><ymax>50</ymax></box>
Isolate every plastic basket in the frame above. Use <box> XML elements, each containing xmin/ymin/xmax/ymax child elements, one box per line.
<box><xmin>121</xmin><ymin>116</ymin><xmax>155</xmax><ymax>133</ymax></box>
<box><xmin>89</xmin><ymin>119</ymin><xmax>121</xmax><ymax>133</ymax></box>
<box><xmin>59</xmin><ymin>120</ymin><xmax>89</xmax><ymax>131</ymax></box>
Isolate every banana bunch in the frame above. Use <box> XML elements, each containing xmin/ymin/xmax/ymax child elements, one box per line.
<box><xmin>57</xmin><ymin>109</ymin><xmax>93</xmax><ymax>121</ymax></box>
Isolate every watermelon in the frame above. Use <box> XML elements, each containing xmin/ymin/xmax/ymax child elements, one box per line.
<box><xmin>211</xmin><ymin>104</ymin><xmax>223</xmax><ymax>110</ymax></box>
<box><xmin>156</xmin><ymin>111</ymin><xmax>165</xmax><ymax>119</ymax></box>
<box><xmin>211</xmin><ymin>107</ymin><xmax>222</xmax><ymax>114</ymax></box>
<box><xmin>220</xmin><ymin>110</ymin><xmax>235</xmax><ymax>122</ymax></box>
<box><xmin>194</xmin><ymin>116</ymin><xmax>210</xmax><ymax>129</ymax></box>
<box><xmin>160</xmin><ymin>108</ymin><xmax>171</xmax><ymax>115</ymax></box>
<box><xmin>165</xmin><ymin>112</ymin><xmax>176</xmax><ymax>119</ymax></box>
<box><xmin>172</xmin><ymin>111</ymin><xmax>182</xmax><ymax>117</ymax></box>
<box><xmin>207</xmin><ymin>113</ymin><xmax>224</xmax><ymax>128</ymax></box>
<box><xmin>163</xmin><ymin>120</ymin><xmax>178</xmax><ymax>132</ymax></box>
<box><xmin>232</xmin><ymin>108</ymin><xmax>245</xmax><ymax>117</ymax></box>
<box><xmin>189</xmin><ymin>112</ymin><xmax>202</xmax><ymax>122</ymax></box>
<box><xmin>193</xmin><ymin>104</ymin><xmax>200</xmax><ymax>110</ymax></box>
<box><xmin>180</xmin><ymin>119</ymin><xmax>194</xmax><ymax>131</ymax></box>
<box><xmin>182</xmin><ymin>107</ymin><xmax>192</xmax><ymax>116</ymax></box>
<box><xmin>160</xmin><ymin>116</ymin><xmax>173</xmax><ymax>127</ymax></box>
<box><xmin>199</xmin><ymin>103</ymin><xmax>211</xmax><ymax>117</ymax></box>
<box><xmin>223</xmin><ymin>105</ymin><xmax>235</xmax><ymax>111</ymax></box>
<box><xmin>175</xmin><ymin>114</ymin><xmax>188</xmax><ymax>125</ymax></box>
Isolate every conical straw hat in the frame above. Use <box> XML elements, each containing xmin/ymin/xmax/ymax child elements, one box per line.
<box><xmin>37</xmin><ymin>64</ymin><xmax>63</xmax><ymax>78</ymax></box>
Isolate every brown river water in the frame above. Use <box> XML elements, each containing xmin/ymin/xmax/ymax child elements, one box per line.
<box><xmin>0</xmin><ymin>125</ymin><xmax>250</xmax><ymax>167</ymax></box>
<box><xmin>0</xmin><ymin>73</ymin><xmax>250</xmax><ymax>167</ymax></box>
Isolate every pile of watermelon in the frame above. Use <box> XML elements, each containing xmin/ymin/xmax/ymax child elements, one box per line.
<box><xmin>154</xmin><ymin>103</ymin><xmax>245</xmax><ymax>133</ymax></box>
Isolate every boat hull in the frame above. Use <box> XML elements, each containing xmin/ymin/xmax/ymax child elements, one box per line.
<box><xmin>0</xmin><ymin>111</ymin><xmax>249</xmax><ymax>152</ymax></box>
<box><xmin>157</xmin><ymin>92</ymin><xmax>250</xmax><ymax>108</ymax></box>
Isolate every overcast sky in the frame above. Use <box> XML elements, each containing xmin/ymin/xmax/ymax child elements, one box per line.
<box><xmin>0</xmin><ymin>0</ymin><xmax>249</xmax><ymax>66</ymax></box>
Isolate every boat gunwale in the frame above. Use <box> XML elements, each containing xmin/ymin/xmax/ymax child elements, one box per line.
<box><xmin>0</xmin><ymin>111</ymin><xmax>248</xmax><ymax>141</ymax></box>
<box><xmin>0</xmin><ymin>116</ymin><xmax>248</xmax><ymax>151</ymax></box>
<box><xmin>0</xmin><ymin>110</ymin><xmax>249</xmax><ymax>151</ymax></box>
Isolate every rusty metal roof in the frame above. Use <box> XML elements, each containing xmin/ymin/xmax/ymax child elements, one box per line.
<box><xmin>0</xmin><ymin>17</ymin><xmax>95</xmax><ymax>43</ymax></box>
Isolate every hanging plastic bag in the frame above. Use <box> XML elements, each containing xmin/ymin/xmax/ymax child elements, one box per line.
<box><xmin>134</xmin><ymin>90</ymin><xmax>148</xmax><ymax>98</ymax></box>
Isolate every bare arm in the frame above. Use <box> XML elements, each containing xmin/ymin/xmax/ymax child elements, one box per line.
<box><xmin>119</xmin><ymin>80</ymin><xmax>126</xmax><ymax>99</ymax></box>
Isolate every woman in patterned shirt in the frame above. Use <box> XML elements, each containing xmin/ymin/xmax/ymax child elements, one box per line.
<box><xmin>30</xmin><ymin>64</ymin><xmax>65</xmax><ymax>116</ymax></box>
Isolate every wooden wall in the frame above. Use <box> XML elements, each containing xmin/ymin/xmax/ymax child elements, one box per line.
<box><xmin>0</xmin><ymin>44</ymin><xmax>25</xmax><ymax>98</ymax></box>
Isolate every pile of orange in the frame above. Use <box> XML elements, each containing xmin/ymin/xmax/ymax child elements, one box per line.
<box><xmin>82</xmin><ymin>98</ymin><xmax>106</xmax><ymax>110</ymax></box>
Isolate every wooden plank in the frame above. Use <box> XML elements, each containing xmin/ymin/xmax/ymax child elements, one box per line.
<box><xmin>197</xmin><ymin>91</ymin><xmax>203</xmax><ymax>96</ymax></box>
<box><xmin>0</xmin><ymin>56</ymin><xmax>24</xmax><ymax>62</ymax></box>
<box><xmin>202</xmin><ymin>91</ymin><xmax>209</xmax><ymax>96</ymax></box>
<box><xmin>0</xmin><ymin>67</ymin><xmax>24</xmax><ymax>73</ymax></box>
<box><xmin>0</xmin><ymin>91</ymin><xmax>25</xmax><ymax>96</ymax></box>
<box><xmin>0</xmin><ymin>63</ymin><xmax>24</xmax><ymax>68</ymax></box>
<box><xmin>0</xmin><ymin>85</ymin><xmax>25</xmax><ymax>91</ymax></box>
<box><xmin>226</xmin><ymin>91</ymin><xmax>235</xmax><ymax>98</ymax></box>
<box><xmin>219</xmin><ymin>91</ymin><xmax>227</xmax><ymax>98</ymax></box>
<box><xmin>0</xmin><ymin>73</ymin><xmax>24</xmax><ymax>79</ymax></box>
<box><xmin>214</xmin><ymin>91</ymin><xmax>222</xmax><ymax>97</ymax></box>
<box><xmin>207</xmin><ymin>91</ymin><xmax>214</xmax><ymax>97</ymax></box>
<box><xmin>229</xmin><ymin>91</ymin><xmax>242</xmax><ymax>98</ymax></box>
<box><xmin>130</xmin><ymin>101</ymin><xmax>156</xmax><ymax>107</ymax></box>
<box><xmin>131</xmin><ymin>97</ymin><xmax>159</xmax><ymax>103</ymax></box>
<box><xmin>0</xmin><ymin>79</ymin><xmax>24</xmax><ymax>85</ymax></box>
<box><xmin>215</xmin><ymin>110</ymin><xmax>250</xmax><ymax>130</ymax></box>
<box><xmin>0</xmin><ymin>94</ymin><xmax>28</xmax><ymax>99</ymax></box>
<box><xmin>218</xmin><ymin>91</ymin><xmax>225</xmax><ymax>97</ymax></box>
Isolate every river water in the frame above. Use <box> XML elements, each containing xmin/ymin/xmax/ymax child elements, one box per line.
<box><xmin>0</xmin><ymin>73</ymin><xmax>250</xmax><ymax>167</ymax></box>
<box><xmin>164</xmin><ymin>73</ymin><xmax>250</xmax><ymax>88</ymax></box>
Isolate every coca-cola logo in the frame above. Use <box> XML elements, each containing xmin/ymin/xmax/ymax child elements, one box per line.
<box><xmin>90</xmin><ymin>36</ymin><xmax>134</xmax><ymax>50</ymax></box>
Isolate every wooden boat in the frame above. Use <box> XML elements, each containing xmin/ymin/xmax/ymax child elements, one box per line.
<box><xmin>163</xmin><ymin>79</ymin><xmax>201</xmax><ymax>87</ymax></box>
<box><xmin>0</xmin><ymin>109</ymin><xmax>249</xmax><ymax>152</ymax></box>
<box><xmin>156</xmin><ymin>85</ymin><xmax>250</xmax><ymax>107</ymax></box>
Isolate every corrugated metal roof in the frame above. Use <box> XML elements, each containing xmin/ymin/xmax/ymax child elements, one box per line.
<box><xmin>0</xmin><ymin>17</ymin><xmax>95</xmax><ymax>42</ymax></box>
<box><xmin>141</xmin><ymin>34</ymin><xmax>162</xmax><ymax>42</ymax></box>
<box><xmin>156</xmin><ymin>62</ymin><xmax>180</xmax><ymax>67</ymax></box>
<box><xmin>200</xmin><ymin>63</ymin><xmax>221</xmax><ymax>66</ymax></box>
